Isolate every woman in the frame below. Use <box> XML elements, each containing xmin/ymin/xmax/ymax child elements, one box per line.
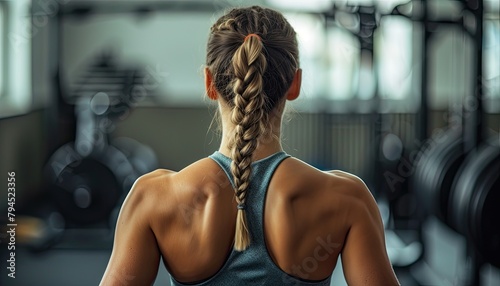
<box><xmin>101</xmin><ymin>6</ymin><xmax>400</xmax><ymax>286</ymax></box>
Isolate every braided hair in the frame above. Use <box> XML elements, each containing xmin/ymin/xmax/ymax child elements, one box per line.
<box><xmin>206</xmin><ymin>6</ymin><xmax>299</xmax><ymax>251</ymax></box>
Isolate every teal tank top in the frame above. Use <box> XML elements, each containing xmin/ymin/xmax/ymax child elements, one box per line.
<box><xmin>169</xmin><ymin>151</ymin><xmax>333</xmax><ymax>286</ymax></box>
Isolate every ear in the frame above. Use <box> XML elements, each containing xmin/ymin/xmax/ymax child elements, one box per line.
<box><xmin>286</xmin><ymin>69</ymin><xmax>302</xmax><ymax>101</ymax></box>
<box><xmin>205</xmin><ymin>67</ymin><xmax>218</xmax><ymax>100</ymax></box>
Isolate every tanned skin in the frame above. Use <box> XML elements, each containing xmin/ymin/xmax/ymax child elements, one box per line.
<box><xmin>100</xmin><ymin>70</ymin><xmax>400</xmax><ymax>286</ymax></box>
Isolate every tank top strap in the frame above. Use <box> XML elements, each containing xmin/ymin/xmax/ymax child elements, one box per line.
<box><xmin>208</xmin><ymin>151</ymin><xmax>290</xmax><ymax>188</ymax></box>
<box><xmin>208</xmin><ymin>151</ymin><xmax>290</xmax><ymax>244</ymax></box>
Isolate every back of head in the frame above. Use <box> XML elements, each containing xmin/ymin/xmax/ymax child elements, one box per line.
<box><xmin>206</xmin><ymin>6</ymin><xmax>299</xmax><ymax>251</ymax></box>
<box><xmin>207</xmin><ymin>6</ymin><xmax>299</xmax><ymax>112</ymax></box>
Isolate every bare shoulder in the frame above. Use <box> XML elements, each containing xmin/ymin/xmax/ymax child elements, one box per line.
<box><xmin>325</xmin><ymin>170</ymin><xmax>373</xmax><ymax>200</ymax></box>
<box><xmin>278</xmin><ymin>156</ymin><xmax>381</xmax><ymax>220</ymax></box>
<box><xmin>131</xmin><ymin>169</ymin><xmax>176</xmax><ymax>196</ymax></box>
<box><xmin>325</xmin><ymin>169</ymin><xmax>365</xmax><ymax>186</ymax></box>
<box><xmin>136</xmin><ymin>168</ymin><xmax>175</xmax><ymax>188</ymax></box>
<box><xmin>120</xmin><ymin>169</ymin><xmax>176</xmax><ymax>220</ymax></box>
<box><xmin>125</xmin><ymin>158</ymin><xmax>228</xmax><ymax>219</ymax></box>
<box><xmin>277</xmin><ymin>157</ymin><xmax>374</xmax><ymax>202</ymax></box>
<box><xmin>325</xmin><ymin>173</ymin><xmax>399</xmax><ymax>285</ymax></box>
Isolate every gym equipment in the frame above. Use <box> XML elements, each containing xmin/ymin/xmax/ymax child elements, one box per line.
<box><xmin>325</xmin><ymin>3</ymin><xmax>422</xmax><ymax>268</ymax></box>
<box><xmin>47</xmin><ymin>141</ymin><xmax>136</xmax><ymax>225</ymax></box>
<box><xmin>411</xmin><ymin>0</ymin><xmax>477</xmax><ymax>225</ymax></box>
<box><xmin>449</xmin><ymin>137</ymin><xmax>500</xmax><ymax>268</ymax></box>
<box><xmin>412</xmin><ymin>0</ymin><xmax>480</xmax><ymax>224</ymax></box>
<box><xmin>413</xmin><ymin>128</ymin><xmax>465</xmax><ymax>222</ymax></box>
<box><xmin>45</xmin><ymin>54</ymin><xmax>158</xmax><ymax>226</ymax></box>
<box><xmin>413</xmin><ymin>0</ymin><xmax>500</xmax><ymax>283</ymax></box>
<box><xmin>446</xmin><ymin>1</ymin><xmax>500</xmax><ymax>281</ymax></box>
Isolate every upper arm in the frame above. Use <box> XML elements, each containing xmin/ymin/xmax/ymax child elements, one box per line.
<box><xmin>338</xmin><ymin>174</ymin><xmax>400</xmax><ymax>286</ymax></box>
<box><xmin>100</xmin><ymin>176</ymin><xmax>161</xmax><ymax>286</ymax></box>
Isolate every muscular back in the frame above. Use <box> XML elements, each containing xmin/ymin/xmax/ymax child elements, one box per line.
<box><xmin>101</xmin><ymin>155</ymin><xmax>399</xmax><ymax>286</ymax></box>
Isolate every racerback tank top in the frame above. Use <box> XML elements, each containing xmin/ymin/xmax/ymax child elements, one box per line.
<box><xmin>169</xmin><ymin>151</ymin><xmax>332</xmax><ymax>286</ymax></box>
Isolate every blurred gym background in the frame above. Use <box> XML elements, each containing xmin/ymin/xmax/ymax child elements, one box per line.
<box><xmin>0</xmin><ymin>0</ymin><xmax>499</xmax><ymax>285</ymax></box>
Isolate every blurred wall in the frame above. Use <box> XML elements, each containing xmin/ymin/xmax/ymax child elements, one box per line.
<box><xmin>0</xmin><ymin>110</ymin><xmax>48</xmax><ymax>212</ymax></box>
<box><xmin>111</xmin><ymin>106</ymin><xmax>220</xmax><ymax>171</ymax></box>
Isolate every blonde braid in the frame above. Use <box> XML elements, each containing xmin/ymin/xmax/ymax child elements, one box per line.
<box><xmin>231</xmin><ymin>34</ymin><xmax>267</xmax><ymax>251</ymax></box>
<box><xmin>206</xmin><ymin>6</ymin><xmax>299</xmax><ymax>251</ymax></box>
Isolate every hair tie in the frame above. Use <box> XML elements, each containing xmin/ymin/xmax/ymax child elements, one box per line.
<box><xmin>244</xmin><ymin>33</ymin><xmax>261</xmax><ymax>42</ymax></box>
<box><xmin>237</xmin><ymin>203</ymin><xmax>246</xmax><ymax>210</ymax></box>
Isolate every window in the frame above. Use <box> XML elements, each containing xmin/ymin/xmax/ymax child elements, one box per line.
<box><xmin>376</xmin><ymin>16</ymin><xmax>414</xmax><ymax>101</ymax></box>
<box><xmin>484</xmin><ymin>4</ymin><xmax>500</xmax><ymax>113</ymax></box>
<box><xmin>326</xmin><ymin>28</ymin><xmax>359</xmax><ymax>100</ymax></box>
<box><xmin>284</xmin><ymin>12</ymin><xmax>326</xmax><ymax>104</ymax></box>
<box><xmin>426</xmin><ymin>25</ymin><xmax>474</xmax><ymax>110</ymax></box>
<box><xmin>0</xmin><ymin>0</ymin><xmax>32</xmax><ymax>118</ymax></box>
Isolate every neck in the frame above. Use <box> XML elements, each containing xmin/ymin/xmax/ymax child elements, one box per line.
<box><xmin>218</xmin><ymin>106</ymin><xmax>284</xmax><ymax>161</ymax></box>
